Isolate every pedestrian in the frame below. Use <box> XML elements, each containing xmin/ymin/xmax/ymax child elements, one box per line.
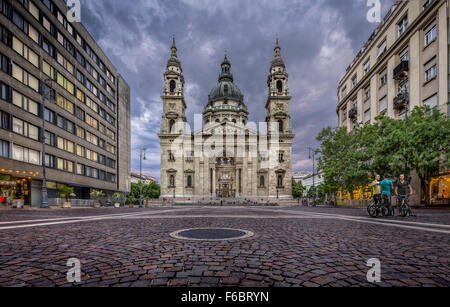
<box><xmin>379</xmin><ymin>175</ymin><xmax>394</xmax><ymax>216</ymax></box>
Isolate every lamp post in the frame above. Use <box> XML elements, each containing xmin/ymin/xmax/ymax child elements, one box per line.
<box><xmin>401</xmin><ymin>74</ymin><xmax>409</xmax><ymax>174</ymax></box>
<box><xmin>40</xmin><ymin>78</ymin><xmax>53</xmax><ymax>209</ymax></box>
<box><xmin>308</xmin><ymin>147</ymin><xmax>316</xmax><ymax>207</ymax></box>
<box><xmin>139</xmin><ymin>148</ymin><xmax>146</xmax><ymax>208</ymax></box>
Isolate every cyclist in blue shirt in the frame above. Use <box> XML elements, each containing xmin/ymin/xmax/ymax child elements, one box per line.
<box><xmin>379</xmin><ymin>175</ymin><xmax>394</xmax><ymax>216</ymax></box>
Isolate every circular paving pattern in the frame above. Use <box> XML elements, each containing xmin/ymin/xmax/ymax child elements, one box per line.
<box><xmin>170</xmin><ymin>227</ymin><xmax>254</xmax><ymax>241</ymax></box>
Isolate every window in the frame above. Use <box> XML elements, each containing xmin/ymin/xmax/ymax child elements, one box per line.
<box><xmin>278</xmin><ymin>152</ymin><xmax>284</xmax><ymax>162</ymax></box>
<box><xmin>56</xmin><ymin>115</ymin><xmax>75</xmax><ymax>134</ymax></box>
<box><xmin>276</xmin><ymin>80</ymin><xmax>283</xmax><ymax>93</ymax></box>
<box><xmin>379</xmin><ymin>96</ymin><xmax>387</xmax><ymax>113</ymax></box>
<box><xmin>45</xmin><ymin>131</ymin><xmax>56</xmax><ymax>147</ymax></box>
<box><xmin>76</xmin><ymin>107</ymin><xmax>85</xmax><ymax>121</ymax></box>
<box><xmin>0</xmin><ymin>52</ymin><xmax>10</xmax><ymax>74</ymax></box>
<box><xmin>28</xmin><ymin>1</ymin><xmax>39</xmax><ymax>20</ymax></box>
<box><xmin>260</xmin><ymin>176</ymin><xmax>265</xmax><ymax>187</ymax></box>
<box><xmin>76</xmin><ymin>126</ymin><xmax>85</xmax><ymax>139</ymax></box>
<box><xmin>41</xmin><ymin>37</ymin><xmax>55</xmax><ymax>58</ymax></box>
<box><xmin>377</xmin><ymin>40</ymin><xmax>387</xmax><ymax>59</ymax></box>
<box><xmin>0</xmin><ymin>139</ymin><xmax>10</xmax><ymax>158</ymax></box>
<box><xmin>0</xmin><ymin>23</ymin><xmax>12</xmax><ymax>46</ymax></box>
<box><xmin>341</xmin><ymin>86</ymin><xmax>347</xmax><ymax>99</ymax></box>
<box><xmin>76</xmin><ymin>145</ymin><xmax>85</xmax><ymax>157</ymax></box>
<box><xmin>424</xmin><ymin>58</ymin><xmax>437</xmax><ymax>82</ymax></box>
<box><xmin>86</xmin><ymin>149</ymin><xmax>98</xmax><ymax>162</ymax></box>
<box><xmin>44</xmin><ymin>154</ymin><xmax>56</xmax><ymax>168</ymax></box>
<box><xmin>57</xmin><ymin>158</ymin><xmax>74</xmax><ymax>172</ymax></box>
<box><xmin>12</xmin><ymin>117</ymin><xmax>39</xmax><ymax>140</ymax></box>
<box><xmin>364</xmin><ymin>86</ymin><xmax>371</xmax><ymax>100</ymax></box>
<box><xmin>106</xmin><ymin>128</ymin><xmax>115</xmax><ymax>141</ymax></box>
<box><xmin>400</xmin><ymin>49</ymin><xmax>409</xmax><ymax>62</ymax></box>
<box><xmin>57</xmin><ymin>72</ymin><xmax>74</xmax><ymax>94</ymax></box>
<box><xmin>169</xmin><ymin>175</ymin><xmax>175</xmax><ymax>187</ymax></box>
<box><xmin>28</xmin><ymin>24</ymin><xmax>39</xmax><ymax>43</ymax></box>
<box><xmin>44</xmin><ymin>108</ymin><xmax>55</xmax><ymax>124</ymax></box>
<box><xmin>76</xmin><ymin>88</ymin><xmax>85</xmax><ymax>102</ymax></box>
<box><xmin>364</xmin><ymin>109</ymin><xmax>371</xmax><ymax>124</ymax></box>
<box><xmin>105</xmin><ymin>143</ymin><xmax>115</xmax><ymax>154</ymax></box>
<box><xmin>423</xmin><ymin>0</ymin><xmax>433</xmax><ymax>9</ymax></box>
<box><xmin>57</xmin><ymin>137</ymin><xmax>74</xmax><ymax>153</ymax></box>
<box><xmin>76</xmin><ymin>163</ymin><xmax>85</xmax><ymax>175</ymax></box>
<box><xmin>0</xmin><ymin>81</ymin><xmax>10</xmax><ymax>102</ymax></box>
<box><xmin>86</xmin><ymin>131</ymin><xmax>98</xmax><ymax>145</ymax></box>
<box><xmin>76</xmin><ymin>70</ymin><xmax>85</xmax><ymax>84</ymax></box>
<box><xmin>398</xmin><ymin>14</ymin><xmax>408</xmax><ymax>36</ymax></box>
<box><xmin>57</xmin><ymin>53</ymin><xmax>74</xmax><ymax>74</ymax></box>
<box><xmin>424</xmin><ymin>23</ymin><xmax>437</xmax><ymax>46</ymax></box>
<box><xmin>380</xmin><ymin>70</ymin><xmax>387</xmax><ymax>87</ymax></box>
<box><xmin>0</xmin><ymin>110</ymin><xmax>10</xmax><ymax>130</ymax></box>
<box><xmin>351</xmin><ymin>75</ymin><xmax>357</xmax><ymax>88</ymax></box>
<box><xmin>278</xmin><ymin>120</ymin><xmax>283</xmax><ymax>133</ymax></box>
<box><xmin>277</xmin><ymin>175</ymin><xmax>283</xmax><ymax>188</ymax></box>
<box><xmin>12</xmin><ymin>90</ymin><xmax>39</xmax><ymax>116</ymax></box>
<box><xmin>86</xmin><ymin>96</ymin><xmax>98</xmax><ymax>112</ymax></box>
<box><xmin>423</xmin><ymin>94</ymin><xmax>438</xmax><ymax>110</ymax></box>
<box><xmin>12</xmin><ymin>64</ymin><xmax>39</xmax><ymax>91</ymax></box>
<box><xmin>12</xmin><ymin>144</ymin><xmax>40</xmax><ymax>165</ymax></box>
<box><xmin>86</xmin><ymin>114</ymin><xmax>98</xmax><ymax>129</ymax></box>
<box><xmin>364</xmin><ymin>59</ymin><xmax>370</xmax><ymax>75</ymax></box>
<box><xmin>42</xmin><ymin>61</ymin><xmax>55</xmax><ymax>79</ymax></box>
<box><xmin>169</xmin><ymin>119</ymin><xmax>175</xmax><ymax>133</ymax></box>
<box><xmin>56</xmin><ymin>94</ymin><xmax>74</xmax><ymax>114</ymax></box>
<box><xmin>12</xmin><ymin>36</ymin><xmax>38</xmax><ymax>67</ymax></box>
<box><xmin>187</xmin><ymin>175</ymin><xmax>192</xmax><ymax>188</ymax></box>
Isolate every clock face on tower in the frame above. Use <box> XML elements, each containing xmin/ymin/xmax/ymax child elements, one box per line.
<box><xmin>277</xmin><ymin>104</ymin><xmax>283</xmax><ymax>111</ymax></box>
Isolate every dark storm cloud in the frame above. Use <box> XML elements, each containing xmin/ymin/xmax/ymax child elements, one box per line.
<box><xmin>80</xmin><ymin>0</ymin><xmax>395</xmax><ymax>180</ymax></box>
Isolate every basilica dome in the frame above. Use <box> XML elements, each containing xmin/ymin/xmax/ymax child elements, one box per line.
<box><xmin>208</xmin><ymin>80</ymin><xmax>243</xmax><ymax>103</ymax></box>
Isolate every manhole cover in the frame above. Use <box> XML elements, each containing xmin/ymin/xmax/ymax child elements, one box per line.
<box><xmin>170</xmin><ymin>228</ymin><xmax>254</xmax><ymax>241</ymax></box>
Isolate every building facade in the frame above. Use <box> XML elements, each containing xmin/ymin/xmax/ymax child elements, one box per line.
<box><xmin>0</xmin><ymin>0</ymin><xmax>130</xmax><ymax>207</ymax></box>
<box><xmin>130</xmin><ymin>172</ymin><xmax>157</xmax><ymax>185</ymax></box>
<box><xmin>336</xmin><ymin>0</ymin><xmax>449</xmax><ymax>204</ymax></box>
<box><xmin>159</xmin><ymin>38</ymin><xmax>295</xmax><ymax>200</ymax></box>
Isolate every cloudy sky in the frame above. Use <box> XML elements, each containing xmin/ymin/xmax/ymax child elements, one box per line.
<box><xmin>79</xmin><ymin>0</ymin><xmax>394</xmax><ymax>181</ymax></box>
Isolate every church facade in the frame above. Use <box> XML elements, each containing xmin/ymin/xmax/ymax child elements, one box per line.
<box><xmin>159</xmin><ymin>37</ymin><xmax>295</xmax><ymax>201</ymax></box>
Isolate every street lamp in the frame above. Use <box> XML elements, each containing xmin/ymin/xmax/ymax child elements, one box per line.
<box><xmin>40</xmin><ymin>78</ymin><xmax>53</xmax><ymax>209</ymax></box>
<box><xmin>308</xmin><ymin>147</ymin><xmax>316</xmax><ymax>207</ymax></box>
<box><xmin>139</xmin><ymin>148</ymin><xmax>147</xmax><ymax>208</ymax></box>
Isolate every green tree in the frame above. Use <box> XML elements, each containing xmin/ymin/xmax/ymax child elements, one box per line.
<box><xmin>316</xmin><ymin>126</ymin><xmax>370</xmax><ymax>199</ymax></box>
<box><xmin>58</xmin><ymin>185</ymin><xmax>76</xmax><ymax>202</ymax></box>
<box><xmin>130</xmin><ymin>182</ymin><xmax>161</xmax><ymax>200</ymax></box>
<box><xmin>292</xmin><ymin>178</ymin><xmax>305</xmax><ymax>199</ymax></box>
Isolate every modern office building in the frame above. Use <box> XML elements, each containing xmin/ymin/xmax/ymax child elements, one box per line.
<box><xmin>0</xmin><ymin>0</ymin><xmax>130</xmax><ymax>206</ymax></box>
<box><xmin>336</xmin><ymin>0</ymin><xmax>449</xmax><ymax>205</ymax></box>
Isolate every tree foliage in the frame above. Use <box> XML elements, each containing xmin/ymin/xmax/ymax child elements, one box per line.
<box><xmin>130</xmin><ymin>182</ymin><xmax>161</xmax><ymax>201</ymax></box>
<box><xmin>317</xmin><ymin>106</ymin><xmax>450</xmax><ymax>205</ymax></box>
<box><xmin>292</xmin><ymin>178</ymin><xmax>305</xmax><ymax>199</ymax></box>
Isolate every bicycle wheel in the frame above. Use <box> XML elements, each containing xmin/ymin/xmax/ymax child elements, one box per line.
<box><xmin>367</xmin><ymin>204</ymin><xmax>377</xmax><ymax>218</ymax></box>
<box><xmin>381</xmin><ymin>206</ymin><xmax>389</xmax><ymax>217</ymax></box>
<box><xmin>399</xmin><ymin>205</ymin><xmax>408</xmax><ymax>217</ymax></box>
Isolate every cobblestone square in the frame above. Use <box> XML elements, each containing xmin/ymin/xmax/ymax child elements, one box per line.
<box><xmin>0</xmin><ymin>206</ymin><xmax>449</xmax><ymax>287</ymax></box>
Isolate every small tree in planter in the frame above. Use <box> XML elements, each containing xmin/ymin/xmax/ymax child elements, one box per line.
<box><xmin>144</xmin><ymin>196</ymin><xmax>151</xmax><ymax>208</ymax></box>
<box><xmin>90</xmin><ymin>190</ymin><xmax>105</xmax><ymax>208</ymax></box>
<box><xmin>112</xmin><ymin>193</ymin><xmax>121</xmax><ymax>208</ymax></box>
<box><xmin>59</xmin><ymin>185</ymin><xmax>76</xmax><ymax>208</ymax></box>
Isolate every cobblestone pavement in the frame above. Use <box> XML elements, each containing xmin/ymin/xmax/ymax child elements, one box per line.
<box><xmin>0</xmin><ymin>206</ymin><xmax>449</xmax><ymax>287</ymax></box>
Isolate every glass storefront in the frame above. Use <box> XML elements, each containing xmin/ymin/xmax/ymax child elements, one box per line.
<box><xmin>430</xmin><ymin>173</ymin><xmax>450</xmax><ymax>205</ymax></box>
<box><xmin>0</xmin><ymin>174</ymin><xmax>31</xmax><ymax>207</ymax></box>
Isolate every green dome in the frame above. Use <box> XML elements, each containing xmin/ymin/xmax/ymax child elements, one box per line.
<box><xmin>208</xmin><ymin>53</ymin><xmax>244</xmax><ymax>103</ymax></box>
<box><xmin>208</xmin><ymin>80</ymin><xmax>243</xmax><ymax>103</ymax></box>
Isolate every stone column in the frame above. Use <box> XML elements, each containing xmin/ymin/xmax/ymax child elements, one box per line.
<box><xmin>235</xmin><ymin>168</ymin><xmax>240</xmax><ymax>198</ymax></box>
<box><xmin>213</xmin><ymin>168</ymin><xmax>216</xmax><ymax>197</ymax></box>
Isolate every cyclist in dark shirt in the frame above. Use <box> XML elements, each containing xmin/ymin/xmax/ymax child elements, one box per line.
<box><xmin>395</xmin><ymin>174</ymin><xmax>413</xmax><ymax>213</ymax></box>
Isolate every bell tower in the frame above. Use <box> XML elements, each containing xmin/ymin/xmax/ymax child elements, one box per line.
<box><xmin>265</xmin><ymin>36</ymin><xmax>292</xmax><ymax>134</ymax></box>
<box><xmin>161</xmin><ymin>36</ymin><xmax>186</xmax><ymax>135</ymax></box>
<box><xmin>265</xmin><ymin>36</ymin><xmax>294</xmax><ymax>199</ymax></box>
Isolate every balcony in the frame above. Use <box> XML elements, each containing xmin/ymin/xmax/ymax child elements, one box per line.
<box><xmin>348</xmin><ymin>107</ymin><xmax>358</xmax><ymax>120</ymax></box>
<box><xmin>393</xmin><ymin>61</ymin><xmax>409</xmax><ymax>80</ymax></box>
<box><xmin>393</xmin><ymin>93</ymin><xmax>408</xmax><ymax>110</ymax></box>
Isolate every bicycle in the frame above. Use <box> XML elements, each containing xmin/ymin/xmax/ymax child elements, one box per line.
<box><xmin>367</xmin><ymin>195</ymin><xmax>389</xmax><ymax>217</ymax></box>
<box><xmin>397</xmin><ymin>195</ymin><xmax>415</xmax><ymax>217</ymax></box>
